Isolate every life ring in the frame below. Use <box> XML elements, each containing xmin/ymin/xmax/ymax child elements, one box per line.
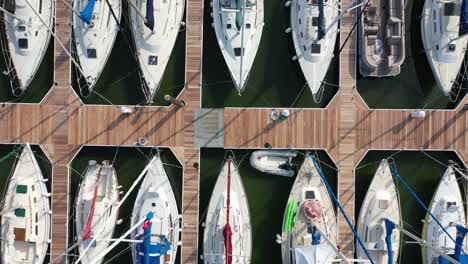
<box><xmin>138</xmin><ymin>137</ymin><xmax>148</xmax><ymax>146</ymax></box>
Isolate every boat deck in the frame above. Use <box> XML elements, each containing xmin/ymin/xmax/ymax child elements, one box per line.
<box><xmin>0</xmin><ymin>0</ymin><xmax>465</xmax><ymax>262</ymax></box>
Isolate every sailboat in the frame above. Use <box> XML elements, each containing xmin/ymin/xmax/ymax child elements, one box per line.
<box><xmin>281</xmin><ymin>155</ymin><xmax>338</xmax><ymax>264</ymax></box>
<box><xmin>75</xmin><ymin>160</ymin><xmax>120</xmax><ymax>264</ymax></box>
<box><xmin>422</xmin><ymin>166</ymin><xmax>466</xmax><ymax>264</ymax></box>
<box><xmin>130</xmin><ymin>156</ymin><xmax>180</xmax><ymax>264</ymax></box>
<box><xmin>421</xmin><ymin>0</ymin><xmax>468</xmax><ymax>95</ymax></box>
<box><xmin>356</xmin><ymin>159</ymin><xmax>401</xmax><ymax>264</ymax></box>
<box><xmin>1</xmin><ymin>144</ymin><xmax>51</xmax><ymax>264</ymax></box>
<box><xmin>0</xmin><ymin>0</ymin><xmax>54</xmax><ymax>96</ymax></box>
<box><xmin>290</xmin><ymin>0</ymin><xmax>339</xmax><ymax>96</ymax></box>
<box><xmin>203</xmin><ymin>157</ymin><xmax>252</xmax><ymax>263</ymax></box>
<box><xmin>359</xmin><ymin>0</ymin><xmax>405</xmax><ymax>77</ymax></box>
<box><xmin>72</xmin><ymin>0</ymin><xmax>121</xmax><ymax>94</ymax></box>
<box><xmin>211</xmin><ymin>0</ymin><xmax>264</xmax><ymax>93</ymax></box>
<box><xmin>129</xmin><ymin>0</ymin><xmax>185</xmax><ymax>102</ymax></box>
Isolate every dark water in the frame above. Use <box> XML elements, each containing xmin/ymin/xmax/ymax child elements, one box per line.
<box><xmin>67</xmin><ymin>146</ymin><xmax>182</xmax><ymax>263</ymax></box>
<box><xmin>198</xmin><ymin>149</ymin><xmax>337</xmax><ymax>264</ymax></box>
<box><xmin>355</xmin><ymin>150</ymin><xmax>466</xmax><ymax>263</ymax></box>
<box><xmin>201</xmin><ymin>0</ymin><xmax>339</xmax><ymax>108</ymax></box>
<box><xmin>0</xmin><ymin>144</ymin><xmax>52</xmax><ymax>264</ymax></box>
<box><xmin>356</xmin><ymin>0</ymin><xmax>467</xmax><ymax>109</ymax></box>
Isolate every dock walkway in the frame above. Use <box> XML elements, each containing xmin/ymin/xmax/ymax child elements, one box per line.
<box><xmin>0</xmin><ymin>0</ymin><xmax>465</xmax><ymax>262</ymax></box>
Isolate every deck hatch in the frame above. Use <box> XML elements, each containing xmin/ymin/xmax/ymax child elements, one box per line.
<box><xmin>234</xmin><ymin>48</ymin><xmax>245</xmax><ymax>56</ymax></box>
<box><xmin>444</xmin><ymin>3</ymin><xmax>456</xmax><ymax>16</ymax></box>
<box><xmin>18</xmin><ymin>38</ymin><xmax>28</xmax><ymax>49</ymax></box>
<box><xmin>311</xmin><ymin>43</ymin><xmax>321</xmax><ymax>54</ymax></box>
<box><xmin>87</xmin><ymin>49</ymin><xmax>97</xmax><ymax>58</ymax></box>
<box><xmin>15</xmin><ymin>208</ymin><xmax>26</xmax><ymax>217</ymax></box>
<box><xmin>148</xmin><ymin>55</ymin><xmax>158</xmax><ymax>65</ymax></box>
<box><xmin>16</xmin><ymin>184</ymin><xmax>27</xmax><ymax>194</ymax></box>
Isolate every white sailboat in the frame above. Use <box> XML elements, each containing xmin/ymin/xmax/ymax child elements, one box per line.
<box><xmin>129</xmin><ymin>0</ymin><xmax>185</xmax><ymax>102</ymax></box>
<box><xmin>281</xmin><ymin>155</ymin><xmax>338</xmax><ymax>264</ymax></box>
<box><xmin>203</xmin><ymin>157</ymin><xmax>252</xmax><ymax>263</ymax></box>
<box><xmin>130</xmin><ymin>156</ymin><xmax>180</xmax><ymax>264</ymax></box>
<box><xmin>0</xmin><ymin>0</ymin><xmax>54</xmax><ymax>96</ymax></box>
<box><xmin>422</xmin><ymin>166</ymin><xmax>466</xmax><ymax>264</ymax></box>
<box><xmin>75</xmin><ymin>160</ymin><xmax>120</xmax><ymax>264</ymax></box>
<box><xmin>250</xmin><ymin>150</ymin><xmax>298</xmax><ymax>177</ymax></box>
<box><xmin>1</xmin><ymin>144</ymin><xmax>51</xmax><ymax>264</ymax></box>
<box><xmin>290</xmin><ymin>0</ymin><xmax>339</xmax><ymax>96</ymax></box>
<box><xmin>72</xmin><ymin>0</ymin><xmax>121</xmax><ymax>94</ymax></box>
<box><xmin>356</xmin><ymin>159</ymin><xmax>401</xmax><ymax>264</ymax></box>
<box><xmin>421</xmin><ymin>0</ymin><xmax>468</xmax><ymax>95</ymax></box>
<box><xmin>211</xmin><ymin>0</ymin><xmax>264</xmax><ymax>93</ymax></box>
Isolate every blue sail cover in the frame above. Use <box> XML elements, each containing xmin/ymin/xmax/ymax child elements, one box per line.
<box><xmin>311</xmin><ymin>226</ymin><xmax>321</xmax><ymax>245</ymax></box>
<box><xmin>318</xmin><ymin>0</ymin><xmax>326</xmax><ymax>40</ymax></box>
<box><xmin>384</xmin><ymin>219</ymin><xmax>396</xmax><ymax>264</ymax></box>
<box><xmin>79</xmin><ymin>0</ymin><xmax>96</xmax><ymax>24</ymax></box>
<box><xmin>438</xmin><ymin>225</ymin><xmax>468</xmax><ymax>264</ymax></box>
<box><xmin>136</xmin><ymin>212</ymin><xmax>172</xmax><ymax>264</ymax></box>
<box><xmin>461</xmin><ymin>0</ymin><xmax>468</xmax><ymax>36</ymax></box>
<box><xmin>145</xmin><ymin>0</ymin><xmax>155</xmax><ymax>31</ymax></box>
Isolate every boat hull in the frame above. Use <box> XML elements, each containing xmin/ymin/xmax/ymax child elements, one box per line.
<box><xmin>130</xmin><ymin>156</ymin><xmax>180</xmax><ymax>264</ymax></box>
<box><xmin>211</xmin><ymin>0</ymin><xmax>264</xmax><ymax>92</ymax></box>
<box><xmin>356</xmin><ymin>159</ymin><xmax>401</xmax><ymax>264</ymax></box>
<box><xmin>290</xmin><ymin>0</ymin><xmax>339</xmax><ymax>95</ymax></box>
<box><xmin>421</xmin><ymin>0</ymin><xmax>468</xmax><ymax>95</ymax></box>
<box><xmin>203</xmin><ymin>157</ymin><xmax>252</xmax><ymax>263</ymax></box>
<box><xmin>422</xmin><ymin>166</ymin><xmax>465</xmax><ymax>264</ymax></box>
<box><xmin>75</xmin><ymin>161</ymin><xmax>120</xmax><ymax>264</ymax></box>
<box><xmin>281</xmin><ymin>155</ymin><xmax>337</xmax><ymax>264</ymax></box>
<box><xmin>1</xmin><ymin>144</ymin><xmax>51</xmax><ymax>264</ymax></box>
<box><xmin>129</xmin><ymin>0</ymin><xmax>185</xmax><ymax>101</ymax></box>
<box><xmin>72</xmin><ymin>0</ymin><xmax>121</xmax><ymax>93</ymax></box>
<box><xmin>0</xmin><ymin>0</ymin><xmax>54</xmax><ymax>95</ymax></box>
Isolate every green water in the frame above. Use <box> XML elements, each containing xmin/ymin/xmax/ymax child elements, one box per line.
<box><xmin>355</xmin><ymin>150</ymin><xmax>465</xmax><ymax>263</ymax></box>
<box><xmin>0</xmin><ymin>41</ymin><xmax>53</xmax><ymax>103</ymax></box>
<box><xmin>198</xmin><ymin>149</ymin><xmax>337</xmax><ymax>264</ymax></box>
<box><xmin>0</xmin><ymin>144</ymin><xmax>52</xmax><ymax>264</ymax></box>
<box><xmin>67</xmin><ymin>146</ymin><xmax>182</xmax><ymax>263</ymax></box>
<box><xmin>356</xmin><ymin>0</ymin><xmax>467</xmax><ymax>109</ymax></box>
<box><xmin>201</xmin><ymin>0</ymin><xmax>339</xmax><ymax>108</ymax></box>
<box><xmin>71</xmin><ymin>4</ymin><xmax>186</xmax><ymax>106</ymax></box>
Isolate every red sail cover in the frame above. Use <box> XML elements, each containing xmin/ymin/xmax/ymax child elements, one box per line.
<box><xmin>224</xmin><ymin>160</ymin><xmax>233</xmax><ymax>264</ymax></box>
<box><xmin>83</xmin><ymin>186</ymin><xmax>99</xmax><ymax>241</ymax></box>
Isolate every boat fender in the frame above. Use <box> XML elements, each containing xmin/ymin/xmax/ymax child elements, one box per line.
<box><xmin>292</xmin><ymin>55</ymin><xmax>298</xmax><ymax>61</ymax></box>
<box><xmin>285</xmin><ymin>27</ymin><xmax>291</xmax><ymax>34</ymax></box>
<box><xmin>285</xmin><ymin>1</ymin><xmax>291</xmax><ymax>7</ymax></box>
<box><xmin>116</xmin><ymin>219</ymin><xmax>123</xmax><ymax>225</ymax></box>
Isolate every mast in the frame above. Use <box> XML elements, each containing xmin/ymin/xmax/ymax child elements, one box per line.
<box><xmin>238</xmin><ymin>0</ymin><xmax>246</xmax><ymax>94</ymax></box>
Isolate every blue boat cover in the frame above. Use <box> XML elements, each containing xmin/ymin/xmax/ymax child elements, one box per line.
<box><xmin>79</xmin><ymin>0</ymin><xmax>96</xmax><ymax>25</ymax></box>
<box><xmin>438</xmin><ymin>225</ymin><xmax>468</xmax><ymax>264</ymax></box>
<box><xmin>145</xmin><ymin>0</ymin><xmax>155</xmax><ymax>31</ymax></box>
<box><xmin>461</xmin><ymin>0</ymin><xmax>468</xmax><ymax>36</ymax></box>
<box><xmin>317</xmin><ymin>0</ymin><xmax>326</xmax><ymax>40</ymax></box>
<box><xmin>136</xmin><ymin>212</ymin><xmax>172</xmax><ymax>264</ymax></box>
<box><xmin>438</xmin><ymin>255</ymin><xmax>468</xmax><ymax>264</ymax></box>
<box><xmin>311</xmin><ymin>226</ymin><xmax>321</xmax><ymax>245</ymax></box>
<box><xmin>384</xmin><ymin>219</ymin><xmax>396</xmax><ymax>264</ymax></box>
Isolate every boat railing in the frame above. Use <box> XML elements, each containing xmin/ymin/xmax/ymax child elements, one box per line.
<box><xmin>0</xmin><ymin>17</ymin><xmax>21</xmax><ymax>96</ymax></box>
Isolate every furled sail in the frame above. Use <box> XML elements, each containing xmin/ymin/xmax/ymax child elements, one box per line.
<box><xmin>460</xmin><ymin>0</ymin><xmax>468</xmax><ymax>36</ymax></box>
<box><xmin>318</xmin><ymin>0</ymin><xmax>326</xmax><ymax>40</ymax></box>
<box><xmin>145</xmin><ymin>0</ymin><xmax>155</xmax><ymax>31</ymax></box>
<box><xmin>79</xmin><ymin>0</ymin><xmax>97</xmax><ymax>24</ymax></box>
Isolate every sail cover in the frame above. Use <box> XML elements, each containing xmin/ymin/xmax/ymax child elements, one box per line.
<box><xmin>317</xmin><ymin>0</ymin><xmax>326</xmax><ymax>40</ymax></box>
<box><xmin>384</xmin><ymin>219</ymin><xmax>396</xmax><ymax>264</ymax></box>
<box><xmin>461</xmin><ymin>0</ymin><xmax>468</xmax><ymax>35</ymax></box>
<box><xmin>136</xmin><ymin>212</ymin><xmax>172</xmax><ymax>264</ymax></box>
<box><xmin>145</xmin><ymin>0</ymin><xmax>155</xmax><ymax>31</ymax></box>
<box><xmin>294</xmin><ymin>245</ymin><xmax>336</xmax><ymax>264</ymax></box>
<box><xmin>79</xmin><ymin>0</ymin><xmax>97</xmax><ymax>24</ymax></box>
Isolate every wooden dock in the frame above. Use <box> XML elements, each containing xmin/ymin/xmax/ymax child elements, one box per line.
<box><xmin>0</xmin><ymin>0</ymin><xmax>466</xmax><ymax>262</ymax></box>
